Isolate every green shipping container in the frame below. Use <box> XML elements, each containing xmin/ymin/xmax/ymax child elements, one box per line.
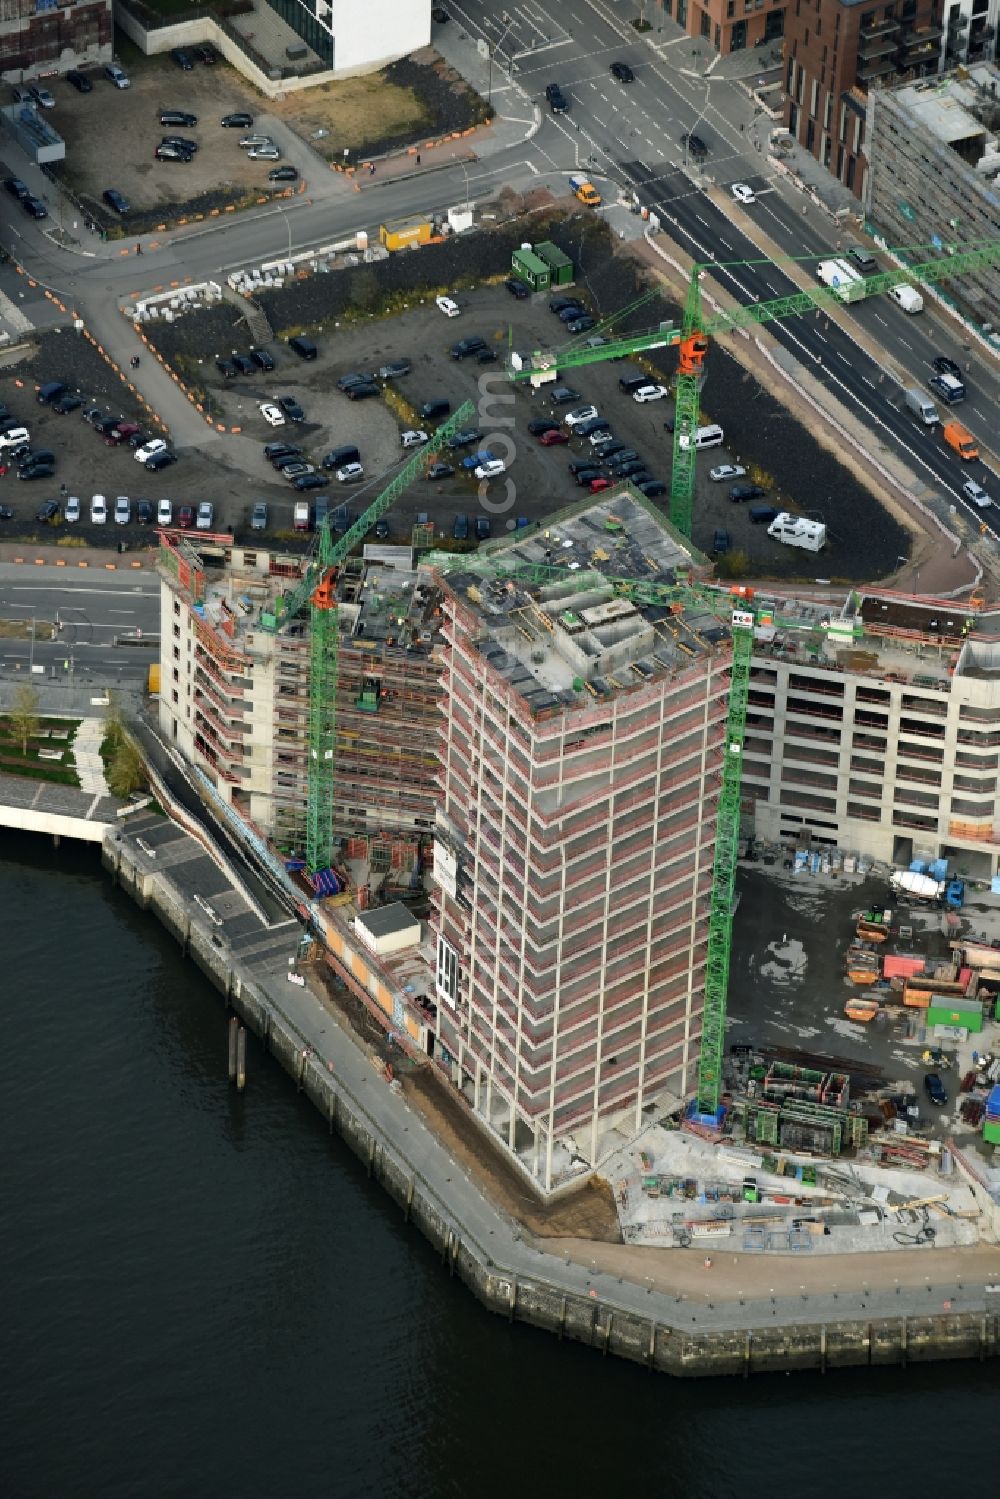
<box><xmin>534</xmin><ymin>240</ymin><xmax>574</xmax><ymax>286</ymax></box>
<box><xmin>927</xmin><ymin>995</ymin><xmax>984</xmax><ymax>1033</ymax></box>
<box><xmin>983</xmin><ymin>1119</ymin><xmax>1000</xmax><ymax>1145</ymax></box>
<box><xmin>511</xmin><ymin>247</ymin><xmax>550</xmax><ymax>291</ymax></box>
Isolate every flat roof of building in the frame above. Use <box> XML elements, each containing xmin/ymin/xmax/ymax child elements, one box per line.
<box><xmin>356</xmin><ymin>902</ymin><xmax>421</xmax><ymax>939</ymax></box>
<box><xmin>889</xmin><ymin>64</ymin><xmax>1000</xmax><ymax>147</ymax></box>
<box><xmin>433</xmin><ymin>489</ymin><xmax>729</xmax><ymax>711</ymax></box>
<box><xmin>336</xmin><ymin>563</ymin><xmax>443</xmax><ymax>655</ymax></box>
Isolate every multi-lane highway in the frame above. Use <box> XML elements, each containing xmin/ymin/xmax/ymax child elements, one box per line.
<box><xmin>0</xmin><ymin>565</ymin><xmax>159</xmax><ymax>683</ymax></box>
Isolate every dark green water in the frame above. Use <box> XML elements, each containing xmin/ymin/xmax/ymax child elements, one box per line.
<box><xmin>2</xmin><ymin>835</ymin><xmax>997</xmax><ymax>1499</ymax></box>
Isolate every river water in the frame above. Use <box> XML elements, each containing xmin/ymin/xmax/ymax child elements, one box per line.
<box><xmin>2</xmin><ymin>835</ymin><xmax>998</xmax><ymax>1499</ymax></box>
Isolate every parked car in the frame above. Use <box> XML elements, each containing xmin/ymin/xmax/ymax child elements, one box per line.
<box><xmin>474</xmin><ymin>460</ymin><xmax>505</xmax><ymax>480</ymax></box>
<box><xmin>103</xmin><ymin>188</ymin><xmax>130</xmax><ymax>215</ymax></box>
<box><xmin>573</xmin><ymin>467</ymin><xmax>602</xmax><ymax>487</ymax></box>
<box><xmin>247</xmin><ymin>146</ymin><xmax>281</xmax><ymax>161</ymax></box>
<box><xmin>37</xmin><ymin>381</ymin><xmax>67</xmax><ymax>405</ymax></box>
<box><xmin>268</xmin><ymin>166</ymin><xmax>298</xmax><ymax>183</ymax></box>
<box><xmin>250</xmin><ymin>502</ymin><xmax>268</xmax><ymax>531</ymax></box>
<box><xmin>194</xmin><ymin>44</ymin><xmax>218</xmax><ymax>64</ymax></box>
<box><xmin>567</xmin><ymin>317</ymin><xmax>596</xmax><ymax>334</ymax></box>
<box><xmin>540</xmin><ymin>428</ymin><xmax>570</xmax><ymax>446</ymax></box>
<box><xmin>137</xmin><ymin>500</ymin><xmax>154</xmax><ymax>525</ymax></box>
<box><xmin>161</xmin><ymin>109</ymin><xmax>197</xmax><ymax>127</ymax></box>
<box><xmin>575</xmin><ymin>418</ymin><xmax>611</xmax><ymax>439</ymax></box>
<box><xmin>145</xmin><ymin>449</ymin><xmax>176</xmax><ymax>472</ymax></box>
<box><xmin>64</xmin><ymin>495</ymin><xmax>81</xmax><ymax>522</ymax></box>
<box><xmin>589</xmin><ymin>477</ymin><xmax>612</xmax><ymax>493</ymax></box>
<box><xmin>549</xmin><ymin>386</ymin><xmax>581</xmax><ymax>405</ymax></box>
<box><xmin>374</xmin><ymin>519</ymin><xmax>390</xmax><ymax>540</ymax></box>
<box><xmin>709</xmin><ymin>464</ymin><xmax>746</xmax><ymax>482</ymax></box>
<box><xmin>135</xmin><ymin>438</ymin><xmax>168</xmax><ymax>464</ymax></box>
<box><xmin>345</xmin><ymin>382</ymin><xmax>379</xmax><ymax>401</ymax></box>
<box><xmin>280</xmin><ymin>462</ymin><xmax>314</xmax><ymax>481</ymax></box>
<box><xmin>17</xmin><ymin>459</ymin><xmax>55</xmax><ymax>481</ymax></box>
<box><xmin>177</xmin><ymin>505</ymin><xmax>194</xmax><ymax>528</ymax></box>
<box><xmin>90</xmin><ymin>494</ymin><xmax>107</xmax><ymax>524</ymax></box>
<box><xmin>633</xmin><ymin>384</ymin><xmax>669</xmax><ymax>403</ymax></box>
<box><xmin>426</xmin><ymin>462</ymin><xmax>454</xmax><ymax>481</ymax></box>
<box><xmin>558</xmin><ymin>305</ymin><xmax>586</xmax><ymax>324</ymax></box>
<box><xmin>221</xmin><ymin>112</ymin><xmax>254</xmax><ymax>128</ymax></box>
<box><xmin>377</xmin><ymin>360</ymin><xmax>411</xmax><ymax>379</ymax></box>
<box><xmin>114</xmin><ymin>495</ymin><xmax>131</xmax><ymax>525</ymax></box>
<box><xmin>401</xmin><ymin>429</ymin><xmax>429</xmax><ymax>448</ymax></box>
<box><xmin>730</xmin><ymin>483</ymin><xmax>766</xmax><ymax>502</ymax></box>
<box><xmin>170</xmin><ymin>47</ymin><xmax>194</xmax><ymax>69</ymax></box>
<box><xmin>451</xmin><ymin>336</ymin><xmax>486</xmax><ymax>360</ymax></box>
<box><xmin>259</xmin><ymin>402</ymin><xmax>285</xmax><ymax>426</ymax></box>
<box><xmin>29</xmin><ymin>85</ymin><xmax>55</xmax><ymax>109</ymax></box>
<box><xmin>564</xmin><ymin>405</ymin><xmax>599</xmax><ymax>428</ymax></box>
<box><xmin>336</xmin><ymin>463</ymin><xmax>364</xmax><ymax>483</ymax></box>
<box><xmin>155</xmin><ymin>144</ymin><xmax>194</xmax><ymax>163</ymax></box>
<box><xmin>230</xmin><ymin>354</ymin><xmax>253</xmax><ymax>375</ymax></box>
<box><xmin>276</xmin><ymin>396</ymin><xmax>305</xmax><ymax>422</ymax></box>
<box><xmin>447</xmin><ymin>428</ymin><xmax>483</xmax><ymax>450</ymax></box>
<box><xmin>67</xmin><ymin>71</ymin><xmax>94</xmax><ymax>93</ymax></box>
<box><xmin>505</xmin><ymin>277</ymin><xmax>530</xmax><ymax>299</ymax></box>
<box><xmin>637</xmin><ymin>479</ymin><xmax>667</xmax><ymax>498</ymax></box>
<box><xmin>452</xmin><ymin>514</ymin><xmax>470</xmax><ymax>540</ymax></box>
<box><xmin>265</xmin><ymin>441</ymin><xmax>300</xmax><ymax>461</ymax></box>
<box><xmin>53</xmin><ymin>392</ymin><xmax>82</xmax><ymax>415</ymax></box>
<box><xmin>250</xmin><ymin>349</ymin><xmax>275</xmax><ymax>372</ymax></box>
<box><xmin>157</xmin><ymin>498</ymin><xmax>173</xmax><ymax>526</ymax></box>
<box><xmin>104</xmin><ymin>64</ymin><xmax>131</xmax><ymax>88</ymax></box>
<box><xmin>475</xmin><ymin>516</ymin><xmax>491</xmax><ymax>540</ymax></box>
<box><xmin>288</xmin><ymin>336</ymin><xmax>317</xmax><ymax>361</ymax></box>
<box><xmin>196</xmin><ymin>500</ymin><xmax>214</xmax><ymax>530</ymax></box>
<box><xmin>239</xmin><ymin>133</ymin><xmax>274</xmax><ymax>149</ymax></box>
<box><xmin>36</xmin><ymin>500</ymin><xmax>60</xmax><ymax>523</ymax></box>
<box><xmin>436</xmin><ymin>295</ymin><xmax>461</xmax><ymax>317</ymax></box>
<box><xmin>294</xmin><ymin>473</ymin><xmax>327</xmax><ymax>491</ymax></box>
<box><xmin>712</xmin><ymin>528</ymin><xmax>731</xmax><ymax>554</ymax></box>
<box><xmin>107</xmin><ymin>422</ymin><xmax>140</xmax><ymax>447</ymax></box>
<box><xmin>528</xmin><ymin>419</ymin><xmax>560</xmax><ymax>436</ymax></box>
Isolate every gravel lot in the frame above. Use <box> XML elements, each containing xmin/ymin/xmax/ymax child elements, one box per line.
<box><xmin>44</xmin><ymin>55</ymin><xmax>297</xmax><ymax>232</ymax></box>
<box><xmin>137</xmin><ymin>214</ymin><xmax>908</xmax><ymax>575</ymax></box>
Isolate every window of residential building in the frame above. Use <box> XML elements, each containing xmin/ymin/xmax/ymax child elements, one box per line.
<box><xmin>732</xmin><ymin>16</ymin><xmax>747</xmax><ymax>43</ymax></box>
<box><xmin>701</xmin><ymin>7</ymin><xmax>711</xmax><ymax>35</ymax></box>
<box><xmin>715</xmin><ymin>22</ymin><xmax>721</xmax><ymax>43</ymax></box>
<box><xmin>823</xmin><ymin>135</ymin><xmax>832</xmax><ymax>165</ymax></box>
<box><xmin>846</xmin><ymin>154</ymin><xmax>856</xmax><ymax>189</ymax></box>
<box><xmin>728</xmin><ymin>0</ymin><xmax>735</xmax><ymax>13</ymax></box>
<box><xmin>436</xmin><ymin>937</ymin><xmax>459</xmax><ymax>1005</ymax></box>
<box><xmin>806</xmin><ymin>118</ymin><xmax>816</xmax><ymax>150</ymax></box>
<box><xmin>677</xmin><ymin>0</ymin><xmax>688</xmax><ymax>24</ymax></box>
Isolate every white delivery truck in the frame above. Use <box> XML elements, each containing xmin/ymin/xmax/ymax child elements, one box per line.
<box><xmin>889</xmin><ymin>284</ymin><xmax>923</xmax><ymax>313</ymax></box>
<box><xmin>767</xmin><ymin>512</ymin><xmax>827</xmax><ymax>552</ymax></box>
<box><xmin>904</xmin><ymin>387</ymin><xmax>939</xmax><ymax>425</ymax></box>
<box><xmin>816</xmin><ymin>258</ymin><xmax>866</xmax><ymax>303</ymax></box>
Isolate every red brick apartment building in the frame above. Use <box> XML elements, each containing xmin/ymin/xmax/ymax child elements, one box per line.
<box><xmin>0</xmin><ymin>0</ymin><xmax>111</xmax><ymax>78</ymax></box>
<box><xmin>784</xmin><ymin>0</ymin><xmax>944</xmax><ymax>196</ymax></box>
<box><xmin>658</xmin><ymin>0</ymin><xmax>786</xmax><ymax>52</ymax></box>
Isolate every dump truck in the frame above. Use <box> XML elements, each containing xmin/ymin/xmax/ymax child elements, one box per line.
<box><xmin>569</xmin><ymin>173</ymin><xmax>602</xmax><ymax>207</ymax></box>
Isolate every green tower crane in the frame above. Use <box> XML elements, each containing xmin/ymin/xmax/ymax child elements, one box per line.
<box><xmin>261</xmin><ymin>397</ymin><xmax>476</xmax><ymax>883</ymax></box>
<box><xmin>508</xmin><ymin>237</ymin><xmax>1000</xmax><ymax>538</ymax></box>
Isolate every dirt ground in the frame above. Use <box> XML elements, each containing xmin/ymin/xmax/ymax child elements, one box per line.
<box><xmin>269</xmin><ymin>50</ymin><xmax>490</xmax><ymax>163</ymax></box>
<box><xmin>45</xmin><ymin>54</ymin><xmax>293</xmax><ymax>229</ymax></box>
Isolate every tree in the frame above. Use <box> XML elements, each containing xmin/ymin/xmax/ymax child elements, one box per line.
<box><xmin>106</xmin><ymin>737</ymin><xmax>148</xmax><ymax>800</ymax></box>
<box><xmin>8</xmin><ymin>683</ymin><xmax>40</xmax><ymax>757</ymax></box>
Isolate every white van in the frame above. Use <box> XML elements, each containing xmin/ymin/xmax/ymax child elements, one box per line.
<box><xmin>678</xmin><ymin>423</ymin><xmax>724</xmax><ymax>451</ymax></box>
<box><xmin>888</xmin><ymin>284</ymin><xmax>923</xmax><ymax>314</ymax></box>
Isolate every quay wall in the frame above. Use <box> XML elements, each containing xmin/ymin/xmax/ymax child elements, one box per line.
<box><xmin>102</xmin><ymin>831</ymin><xmax>1000</xmax><ymax>1379</ymax></box>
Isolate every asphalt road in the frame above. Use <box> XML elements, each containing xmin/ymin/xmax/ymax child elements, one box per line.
<box><xmin>0</xmin><ymin>563</ymin><xmax>158</xmax><ymax>683</ymax></box>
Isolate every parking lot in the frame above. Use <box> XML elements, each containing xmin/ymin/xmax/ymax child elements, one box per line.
<box><xmin>43</xmin><ymin>53</ymin><xmax>304</xmax><ymax>228</ymax></box>
<box><xmin>169</xmin><ymin>274</ymin><xmax>904</xmax><ymax>570</ymax></box>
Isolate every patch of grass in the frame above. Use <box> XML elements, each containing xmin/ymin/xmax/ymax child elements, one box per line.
<box><xmin>0</xmin><ymin>759</ymin><xmax>80</xmax><ymax>786</ymax></box>
<box><xmin>56</xmin><ymin>534</ymin><xmax>88</xmax><ymax>547</ymax></box>
<box><xmin>269</xmin><ymin>74</ymin><xmax>431</xmax><ymax>159</ymax></box>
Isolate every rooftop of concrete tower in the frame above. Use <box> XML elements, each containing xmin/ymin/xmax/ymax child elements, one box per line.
<box><xmin>434</xmin><ymin>491</ymin><xmax>731</xmax><ymax>711</ymax></box>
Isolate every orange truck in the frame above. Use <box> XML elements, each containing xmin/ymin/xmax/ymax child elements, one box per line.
<box><xmin>943</xmin><ymin>421</ymin><xmax>979</xmax><ymax>461</ymax></box>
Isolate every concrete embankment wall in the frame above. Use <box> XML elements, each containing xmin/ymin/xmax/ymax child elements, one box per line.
<box><xmin>103</xmin><ymin>831</ymin><xmax>1000</xmax><ymax>1378</ymax></box>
